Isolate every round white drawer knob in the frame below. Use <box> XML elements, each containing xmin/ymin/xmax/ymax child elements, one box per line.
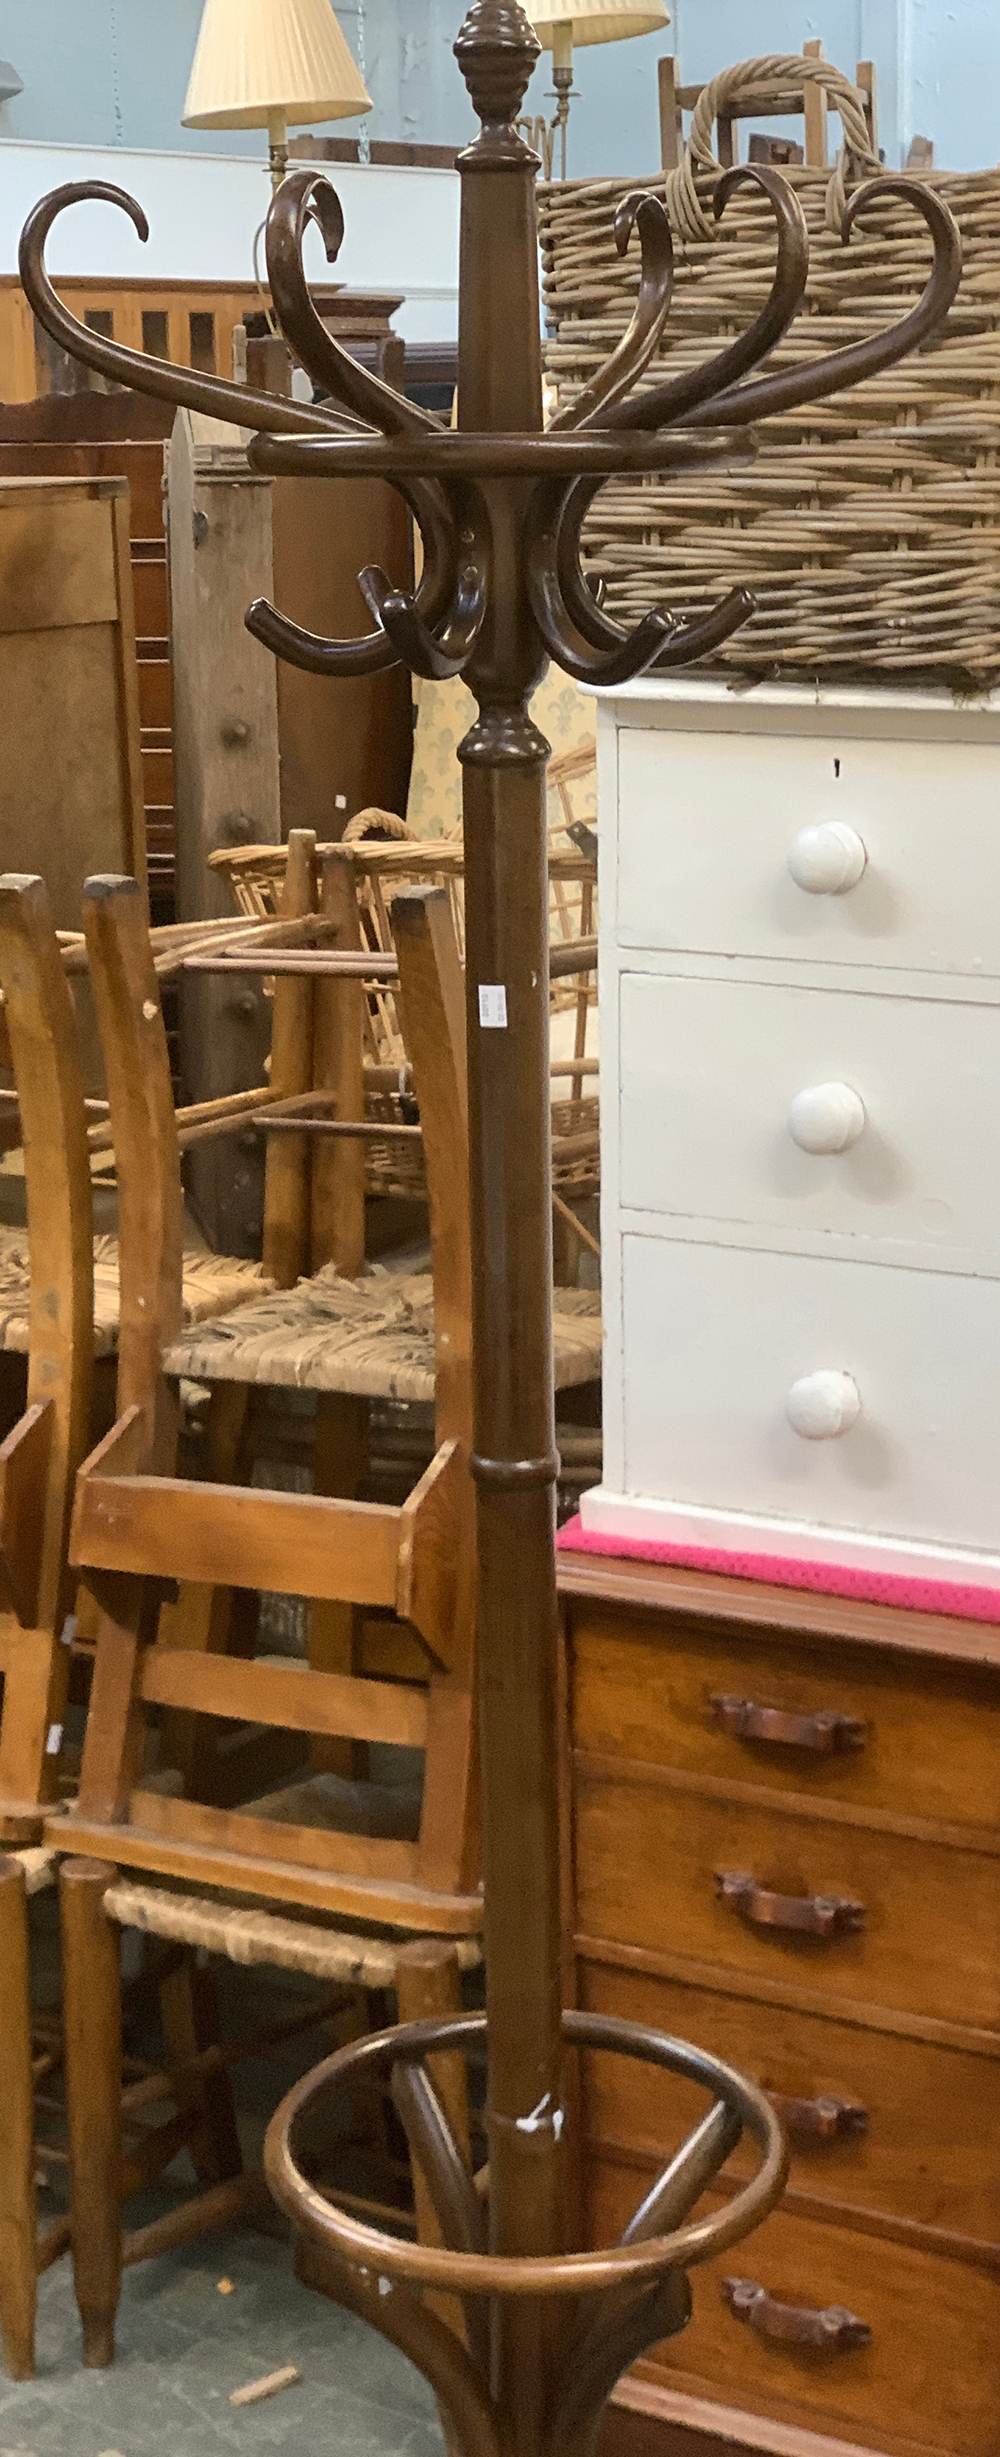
<box><xmin>787</xmin><ymin>821</ymin><xmax>867</xmax><ymax>895</ymax></box>
<box><xmin>787</xmin><ymin>1081</ymin><xmax>866</xmax><ymax>1155</ymax></box>
<box><xmin>786</xmin><ymin>1371</ymin><xmax>861</xmax><ymax>1440</ymax></box>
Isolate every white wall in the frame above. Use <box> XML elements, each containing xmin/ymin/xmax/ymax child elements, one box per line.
<box><xmin>905</xmin><ymin>0</ymin><xmax>1000</xmax><ymax>174</ymax></box>
<box><xmin>0</xmin><ymin>2</ymin><xmax>995</xmax><ymax>231</ymax></box>
<box><xmin>0</xmin><ymin>141</ymin><xmax>460</xmax><ymax>344</ymax></box>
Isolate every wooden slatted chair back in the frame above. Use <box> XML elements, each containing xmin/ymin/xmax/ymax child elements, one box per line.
<box><xmin>0</xmin><ymin>874</ymin><xmax>94</xmax><ymax>1839</ymax></box>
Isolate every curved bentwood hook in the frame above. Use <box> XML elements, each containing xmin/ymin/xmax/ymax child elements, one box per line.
<box><xmin>531</xmin><ymin>168</ymin><xmax>960</xmax><ymax>677</ymax></box>
<box><xmin>18</xmin><ymin>179</ymin><xmax>466</xmax><ymax>688</ymax></box>
<box><xmin>359</xmin><ymin>550</ymin><xmax>487</xmax><ymax>681</ymax></box>
<box><xmin>547</xmin><ymin>191</ymin><xmax>675</xmax><ymax>436</ymax></box>
<box><xmin>524</xmin><ymin>444</ymin><xmax>756</xmax><ymax>685</ymax></box>
<box><xmin>604</xmin><ymin>164</ymin><xmax>811</xmax><ymax>438</ymax></box>
<box><xmin>18</xmin><ymin>183</ymin><xmax>365</xmax><ymax>441</ymax></box>
<box><xmin>246</xmin><ymin>460</ymin><xmax>485</xmax><ymax>683</ymax></box>
<box><xmin>265</xmin><ymin>170</ymin><xmax>444</xmax><ymax>440</ymax></box>
<box><xmin>525</xmin><ymin>431</ymin><xmax>756</xmax><ymax>682</ymax></box>
<box><xmin>683</xmin><ymin>175</ymin><xmax>962</xmax><ymax>429</ymax></box>
<box><xmin>244</xmin><ymin>457</ymin><xmax>468</xmax><ymax>680</ymax></box>
<box><xmin>530</xmin><ymin>166</ymin><xmax>807</xmax><ymax>672</ymax></box>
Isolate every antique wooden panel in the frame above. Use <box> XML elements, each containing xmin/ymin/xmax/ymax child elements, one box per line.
<box><xmin>571</xmin><ymin>1607</ymin><xmax>1000</xmax><ymax>1829</ymax></box>
<box><xmin>166</xmin><ymin>409</ymin><xmax>279</xmax><ymax>1251</ymax></box>
<box><xmin>575</xmin><ymin>1759</ymin><xmax>1000</xmax><ymax>2026</ymax></box>
<box><xmin>578</xmin><ymin>1957</ymin><xmax>1000</xmax><ymax>2241</ymax></box>
<box><xmin>592</xmin><ymin>2158</ymin><xmax>1000</xmax><ymax>2457</ymax></box>
<box><xmin>0</xmin><ymin>478</ymin><xmax>145</xmax><ymax>916</ymax></box>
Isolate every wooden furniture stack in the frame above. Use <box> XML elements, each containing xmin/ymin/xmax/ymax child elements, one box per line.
<box><xmin>564</xmin><ymin>669</ymin><xmax>1000</xmax><ymax>2456</ymax></box>
<box><xmin>0</xmin><ymin>868</ymin><xmax>484</xmax><ymax>2370</ymax></box>
<box><xmin>0</xmin><ymin>393</ymin><xmax>175</xmax><ymax>912</ymax></box>
<box><xmin>561</xmin><ymin>1550</ymin><xmax>1000</xmax><ymax>2457</ymax></box>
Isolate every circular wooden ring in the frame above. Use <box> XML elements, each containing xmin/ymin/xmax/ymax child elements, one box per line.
<box><xmin>265</xmin><ymin>2008</ymin><xmax>788</xmax><ymax>2298</ymax></box>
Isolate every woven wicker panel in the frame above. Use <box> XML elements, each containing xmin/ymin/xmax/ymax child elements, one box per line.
<box><xmin>104</xmin><ymin>1879</ymin><xmax>483</xmax><ymax>1981</ymax></box>
<box><xmin>165</xmin><ymin>1265</ymin><xmax>603</xmax><ymax>1398</ymax></box>
<box><xmin>0</xmin><ymin>1226</ymin><xmax>270</xmax><ymax>1359</ymax></box>
<box><xmin>538</xmin><ymin>55</ymin><xmax>1000</xmax><ymax>687</ymax></box>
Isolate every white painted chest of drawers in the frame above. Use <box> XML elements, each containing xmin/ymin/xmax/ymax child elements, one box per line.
<box><xmin>582</xmin><ymin>676</ymin><xmax>1000</xmax><ymax>1587</ymax></box>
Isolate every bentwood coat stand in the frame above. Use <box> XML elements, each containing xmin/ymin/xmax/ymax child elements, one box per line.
<box><xmin>18</xmin><ymin>6</ymin><xmax>960</xmax><ymax>2446</ymax></box>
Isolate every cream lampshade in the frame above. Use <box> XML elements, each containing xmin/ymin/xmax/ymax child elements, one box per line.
<box><xmin>523</xmin><ymin>0</ymin><xmax>669</xmax><ymax>174</ymax></box>
<box><xmin>183</xmin><ymin>0</ymin><xmax>372</xmax><ymax>187</ymax></box>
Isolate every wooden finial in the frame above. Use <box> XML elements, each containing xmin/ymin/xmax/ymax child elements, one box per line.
<box><xmin>454</xmin><ymin>0</ymin><xmax>541</xmax><ymax>137</ymax></box>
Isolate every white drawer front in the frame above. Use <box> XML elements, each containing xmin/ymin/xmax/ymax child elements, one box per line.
<box><xmin>619</xmin><ymin>1233</ymin><xmax>1000</xmax><ymax>1558</ymax></box>
<box><xmin>615</xmin><ymin>727</ymin><xmax>1000</xmax><ymax>977</ymax></box>
<box><xmin>619</xmin><ymin>970</ymin><xmax>1000</xmax><ymax>1267</ymax></box>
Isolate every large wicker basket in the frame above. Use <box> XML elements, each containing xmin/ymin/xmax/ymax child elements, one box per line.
<box><xmin>538</xmin><ymin>53</ymin><xmax>1000</xmax><ymax>688</ymax></box>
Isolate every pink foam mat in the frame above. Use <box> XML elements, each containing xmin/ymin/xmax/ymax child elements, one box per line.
<box><xmin>556</xmin><ymin>1516</ymin><xmax>1000</xmax><ymax>1624</ymax></box>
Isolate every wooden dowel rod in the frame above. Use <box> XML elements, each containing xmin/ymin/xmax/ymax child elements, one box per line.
<box><xmin>549</xmin><ymin>936</ymin><xmax>597</xmax><ymax>979</ymax></box>
<box><xmin>121</xmin><ymin>2171</ymin><xmax>269</xmax><ymax>2267</ymax></box>
<box><xmin>256</xmin><ymin>1116</ymin><xmax>422</xmax><ymax>1139</ymax></box>
<box><xmin>86</xmin><ymin>1084</ymin><xmax>281</xmax><ymax>1156</ymax></box>
<box><xmin>61</xmin><ymin>913</ymin><xmax>344</xmax><ymax>977</ymax></box>
<box><xmin>182</xmin><ymin>952</ymin><xmax>400</xmax><ymax>978</ymax></box>
<box><xmin>553</xmin><ymin>1187</ymin><xmax>601</xmax><ymax>1259</ymax></box>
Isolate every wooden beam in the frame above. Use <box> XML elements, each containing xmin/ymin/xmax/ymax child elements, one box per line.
<box><xmin>139</xmin><ymin>1646</ymin><xmax>429</xmax><ymax>1748</ymax></box>
<box><xmin>72</xmin><ymin>1474</ymin><xmax>403</xmax><ymax>1608</ymax></box>
<box><xmin>128</xmin><ymin>1787</ymin><xmax>419</xmax><ymax>1883</ymax></box>
<box><xmin>49</xmin><ymin>1807</ymin><xmax>483</xmax><ymax>1932</ymax></box>
<box><xmin>397</xmin><ymin>1438</ymin><xmax>469</xmax><ymax>1671</ymax></box>
<box><xmin>0</xmin><ymin>1403</ymin><xmax>53</xmax><ymax>1627</ymax></box>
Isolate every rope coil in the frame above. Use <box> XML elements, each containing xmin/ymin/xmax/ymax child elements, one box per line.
<box><xmin>663</xmin><ymin>53</ymin><xmax>881</xmax><ymax>242</ymax></box>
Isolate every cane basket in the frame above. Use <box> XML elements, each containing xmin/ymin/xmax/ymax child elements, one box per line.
<box><xmin>538</xmin><ymin>53</ymin><xmax>1000</xmax><ymax>687</ymax></box>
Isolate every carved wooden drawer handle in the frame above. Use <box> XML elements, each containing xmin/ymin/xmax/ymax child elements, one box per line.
<box><xmin>722</xmin><ymin>2277</ymin><xmax>872</xmax><ymax>2352</ymax></box>
<box><xmin>715</xmin><ymin>1870</ymin><xmax>865</xmax><ymax>1938</ymax></box>
<box><xmin>710</xmin><ymin>1695</ymin><xmax>867</xmax><ymax>1754</ymax></box>
<box><xmin>764</xmin><ymin>2089</ymin><xmax>869</xmax><ymax>2141</ymax></box>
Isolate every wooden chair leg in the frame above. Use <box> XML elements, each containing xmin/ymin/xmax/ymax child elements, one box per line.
<box><xmin>60</xmin><ymin>1858</ymin><xmax>122</xmax><ymax>2367</ymax></box>
<box><xmin>157</xmin><ymin>1954</ymin><xmax>243</xmax><ymax>2188</ymax></box>
<box><xmin>0</xmin><ymin>1626</ymin><xmax>70</xmax><ymax>1842</ymax></box>
<box><xmin>0</xmin><ymin>1858</ymin><xmax>36</xmax><ymax>2380</ymax></box>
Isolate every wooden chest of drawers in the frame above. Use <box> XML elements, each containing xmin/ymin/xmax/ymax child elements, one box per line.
<box><xmin>560</xmin><ymin>1549</ymin><xmax>1000</xmax><ymax>2457</ymax></box>
<box><xmin>585</xmin><ymin>676</ymin><xmax>1000</xmax><ymax>1589</ymax></box>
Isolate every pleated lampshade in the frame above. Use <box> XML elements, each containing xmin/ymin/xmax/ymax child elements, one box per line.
<box><xmin>525</xmin><ymin>0</ymin><xmax>670</xmax><ymax>50</ymax></box>
<box><xmin>182</xmin><ymin>0</ymin><xmax>371</xmax><ymax>130</ymax></box>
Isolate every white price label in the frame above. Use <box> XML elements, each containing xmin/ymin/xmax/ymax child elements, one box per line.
<box><xmin>45</xmin><ymin>1722</ymin><xmax>63</xmax><ymax>1756</ymax></box>
<box><xmin>478</xmin><ymin>983</ymin><xmax>508</xmax><ymax>1030</ymax></box>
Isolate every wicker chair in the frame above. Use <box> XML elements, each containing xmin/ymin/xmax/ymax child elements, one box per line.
<box><xmin>210</xmin><ymin>800</ymin><xmax>599</xmax><ymax>1270</ymax></box>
